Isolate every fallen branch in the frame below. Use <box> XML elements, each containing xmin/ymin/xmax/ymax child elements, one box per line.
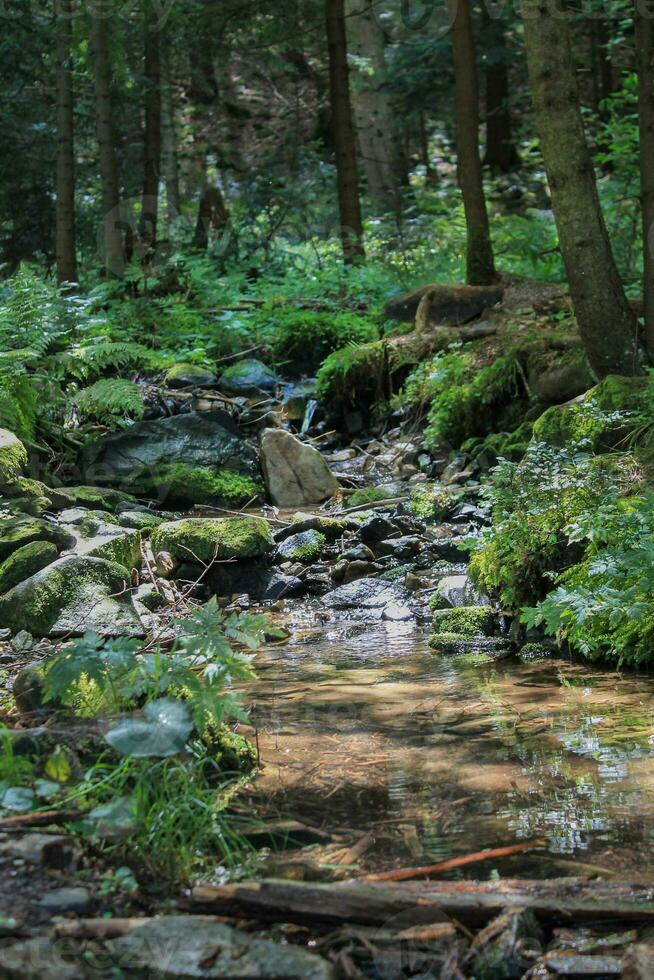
<box><xmin>334</xmin><ymin>496</ymin><xmax>409</xmax><ymax>516</ymax></box>
<box><xmin>359</xmin><ymin>840</ymin><xmax>545</xmax><ymax>883</ymax></box>
<box><xmin>0</xmin><ymin>808</ymin><xmax>86</xmax><ymax>830</ymax></box>
<box><xmin>53</xmin><ymin>918</ymin><xmax>153</xmax><ymax>940</ymax></box>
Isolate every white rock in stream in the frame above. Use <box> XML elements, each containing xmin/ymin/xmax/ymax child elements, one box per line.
<box><xmin>260</xmin><ymin>428</ymin><xmax>339</xmax><ymax>507</ymax></box>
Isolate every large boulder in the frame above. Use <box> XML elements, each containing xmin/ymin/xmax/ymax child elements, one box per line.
<box><xmin>323</xmin><ymin>576</ymin><xmax>411</xmax><ymax>611</ymax></box>
<box><xmin>384</xmin><ymin>283</ymin><xmax>503</xmax><ymax>326</ymax></box>
<box><xmin>0</xmin><ymin>555</ymin><xmax>143</xmax><ymax>637</ymax></box>
<box><xmin>61</xmin><ymin>512</ymin><xmax>141</xmax><ymax>570</ymax></box>
<box><xmin>260</xmin><ymin>428</ymin><xmax>339</xmax><ymax>507</ymax></box>
<box><xmin>0</xmin><ymin>428</ymin><xmax>28</xmax><ymax>488</ymax></box>
<box><xmin>0</xmin><ymin>540</ymin><xmax>58</xmax><ymax>594</ymax></box>
<box><xmin>108</xmin><ymin>915</ymin><xmax>335</xmax><ymax>979</ymax></box>
<box><xmin>219</xmin><ymin>358</ymin><xmax>280</xmax><ymax>396</ymax></box>
<box><xmin>84</xmin><ymin>411</ymin><xmax>259</xmax><ymax>500</ymax></box>
<box><xmin>151</xmin><ymin>517</ymin><xmax>274</xmax><ymax>564</ymax></box>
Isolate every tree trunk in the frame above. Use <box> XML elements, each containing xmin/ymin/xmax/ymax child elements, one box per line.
<box><xmin>193</xmin><ymin>183</ymin><xmax>230</xmax><ymax>252</ymax></box>
<box><xmin>160</xmin><ymin>44</ymin><xmax>181</xmax><ymax>228</ymax></box>
<box><xmin>482</xmin><ymin>11</ymin><xmax>519</xmax><ymax>173</ymax></box>
<box><xmin>635</xmin><ymin>1</ymin><xmax>654</xmax><ymax>362</ymax></box>
<box><xmin>55</xmin><ymin>0</ymin><xmax>77</xmax><ymax>285</ymax></box>
<box><xmin>449</xmin><ymin>0</ymin><xmax>496</xmax><ymax>285</ymax></box>
<box><xmin>521</xmin><ymin>0</ymin><xmax>641</xmax><ymax>378</ymax></box>
<box><xmin>325</xmin><ymin>0</ymin><xmax>365</xmax><ymax>264</ymax></box>
<box><xmin>346</xmin><ymin>0</ymin><xmax>404</xmax><ymax>213</ymax></box>
<box><xmin>142</xmin><ymin>2</ymin><xmax>161</xmax><ymax>249</ymax></box>
<box><xmin>89</xmin><ymin>13</ymin><xmax>123</xmax><ymax>277</ymax></box>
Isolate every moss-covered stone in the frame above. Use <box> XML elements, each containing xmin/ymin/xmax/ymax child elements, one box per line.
<box><xmin>0</xmin><ymin>540</ymin><xmax>58</xmax><ymax>593</ymax></box>
<box><xmin>143</xmin><ymin>464</ymin><xmax>263</xmax><ymax>508</ymax></box>
<box><xmin>532</xmin><ymin>375</ymin><xmax>654</xmax><ymax>450</ymax></box>
<box><xmin>0</xmin><ymin>554</ymin><xmax>140</xmax><ymax>637</ymax></box>
<box><xmin>431</xmin><ymin>605</ymin><xmax>497</xmax><ymax>637</ymax></box>
<box><xmin>0</xmin><ymin>428</ymin><xmax>28</xmax><ymax>488</ymax></box>
<box><xmin>0</xmin><ymin>516</ymin><xmax>75</xmax><ymax>563</ymax></box>
<box><xmin>289</xmin><ymin>513</ymin><xmax>349</xmax><ymax>541</ymax></box>
<box><xmin>164</xmin><ymin>362</ymin><xmax>216</xmax><ymax>388</ymax></box>
<box><xmin>410</xmin><ymin>484</ymin><xmax>457</xmax><ymax>521</ymax></box>
<box><xmin>277</xmin><ymin>529</ymin><xmax>325</xmax><ymax>563</ymax></box>
<box><xmin>63</xmin><ymin>515</ymin><xmax>141</xmax><ymax>571</ymax></box>
<box><xmin>117</xmin><ymin>510</ymin><xmax>165</xmax><ymax>533</ymax></box>
<box><xmin>151</xmin><ymin>517</ymin><xmax>274</xmax><ymax>563</ymax></box>
<box><xmin>428</xmin><ymin>632</ymin><xmax>511</xmax><ymax>658</ymax></box>
<box><xmin>5</xmin><ymin>479</ymin><xmax>75</xmax><ymax>512</ymax></box>
<box><xmin>347</xmin><ymin>486</ymin><xmax>397</xmax><ymax>508</ymax></box>
<box><xmin>219</xmin><ymin>358</ymin><xmax>279</xmax><ymax>395</ymax></box>
<box><xmin>64</xmin><ymin>485</ymin><xmax>137</xmax><ymax>513</ymax></box>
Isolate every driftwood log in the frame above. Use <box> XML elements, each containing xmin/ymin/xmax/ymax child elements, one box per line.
<box><xmin>190</xmin><ymin>877</ymin><xmax>654</xmax><ymax>930</ymax></box>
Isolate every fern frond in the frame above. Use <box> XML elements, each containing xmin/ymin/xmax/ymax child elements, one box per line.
<box><xmin>74</xmin><ymin>341</ymin><xmax>155</xmax><ymax>377</ymax></box>
<box><xmin>73</xmin><ymin>379</ymin><xmax>145</xmax><ymax>423</ymax></box>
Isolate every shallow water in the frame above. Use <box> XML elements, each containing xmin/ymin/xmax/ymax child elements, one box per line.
<box><xmin>243</xmin><ymin>602</ymin><xmax>654</xmax><ymax>879</ymax></box>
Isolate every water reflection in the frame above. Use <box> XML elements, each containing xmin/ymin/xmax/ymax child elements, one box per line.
<box><xmin>245</xmin><ymin>603</ymin><xmax>654</xmax><ymax>876</ymax></box>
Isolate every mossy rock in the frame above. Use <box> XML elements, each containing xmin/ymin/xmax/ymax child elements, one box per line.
<box><xmin>288</xmin><ymin>513</ymin><xmax>349</xmax><ymax>541</ymax></box>
<box><xmin>164</xmin><ymin>363</ymin><xmax>216</xmax><ymax>388</ymax></box>
<box><xmin>0</xmin><ymin>554</ymin><xmax>141</xmax><ymax>637</ymax></box>
<box><xmin>431</xmin><ymin>605</ymin><xmax>497</xmax><ymax>637</ymax></box>
<box><xmin>347</xmin><ymin>487</ymin><xmax>397</xmax><ymax>508</ymax></box>
<box><xmin>0</xmin><ymin>539</ymin><xmax>58</xmax><ymax>593</ymax></box>
<box><xmin>410</xmin><ymin>484</ymin><xmax>457</xmax><ymax>521</ymax></box>
<box><xmin>117</xmin><ymin>511</ymin><xmax>166</xmax><ymax>533</ymax></box>
<box><xmin>277</xmin><ymin>529</ymin><xmax>325</xmax><ymax>563</ymax></box>
<box><xmin>5</xmin><ymin>478</ymin><xmax>76</xmax><ymax>513</ymax></box>
<box><xmin>142</xmin><ymin>464</ymin><xmax>264</xmax><ymax>508</ymax></box>
<box><xmin>63</xmin><ymin>515</ymin><xmax>142</xmax><ymax>571</ymax></box>
<box><xmin>429</xmin><ymin>632</ymin><xmax>511</xmax><ymax>658</ymax></box>
<box><xmin>0</xmin><ymin>428</ymin><xmax>27</xmax><ymax>488</ymax></box>
<box><xmin>219</xmin><ymin>358</ymin><xmax>280</xmax><ymax>396</ymax></box>
<box><xmin>151</xmin><ymin>517</ymin><xmax>274</xmax><ymax>564</ymax></box>
<box><xmin>0</xmin><ymin>516</ymin><xmax>76</xmax><ymax>563</ymax></box>
<box><xmin>63</xmin><ymin>485</ymin><xmax>137</xmax><ymax>513</ymax></box>
<box><xmin>532</xmin><ymin>375</ymin><xmax>654</xmax><ymax>451</ymax></box>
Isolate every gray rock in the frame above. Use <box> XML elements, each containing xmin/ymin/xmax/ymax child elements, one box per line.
<box><xmin>429</xmin><ymin>537</ymin><xmax>470</xmax><ymax>563</ymax></box>
<box><xmin>0</xmin><ymin>833</ymin><xmax>77</xmax><ymax>869</ymax></box>
<box><xmin>381</xmin><ymin>602</ymin><xmax>413</xmax><ymax>622</ymax></box>
<box><xmin>108</xmin><ymin>915</ymin><xmax>335</xmax><ymax>979</ymax></box>
<box><xmin>219</xmin><ymin>358</ymin><xmax>281</xmax><ymax>396</ymax></box>
<box><xmin>260</xmin><ymin>428</ymin><xmax>339</xmax><ymax>507</ymax></box>
<box><xmin>282</xmin><ymin>379</ymin><xmax>318</xmax><ymax>421</ymax></box>
<box><xmin>208</xmin><ymin>563</ymin><xmax>304</xmax><ymax>600</ymax></box>
<box><xmin>342</xmin><ymin>543</ymin><xmax>374</xmax><ymax>562</ymax></box>
<box><xmin>323</xmin><ymin>577</ymin><xmax>411</xmax><ymax>611</ymax></box>
<box><xmin>341</xmin><ymin>560</ymin><xmax>381</xmax><ymax>583</ymax></box>
<box><xmin>37</xmin><ymin>887</ymin><xmax>91</xmax><ymax>914</ymax></box>
<box><xmin>62</xmin><ymin>515</ymin><xmax>141</xmax><ymax>570</ymax></box>
<box><xmin>0</xmin><ymin>555</ymin><xmax>143</xmax><ymax>638</ymax></box>
<box><xmin>0</xmin><ymin>516</ymin><xmax>76</xmax><ymax>563</ymax></box>
<box><xmin>432</xmin><ymin>574</ymin><xmax>485</xmax><ymax>609</ymax></box>
<box><xmin>376</xmin><ymin>536</ymin><xmax>422</xmax><ymax>560</ymax></box>
<box><xmin>276</xmin><ymin>529</ymin><xmax>325</xmax><ymax>563</ymax></box>
<box><xmin>85</xmin><ymin>411</ymin><xmax>259</xmax><ymax>493</ymax></box>
<box><xmin>359</xmin><ymin>515</ymin><xmax>395</xmax><ymax>545</ymax></box>
<box><xmin>117</xmin><ymin>510</ymin><xmax>165</xmax><ymax>532</ymax></box>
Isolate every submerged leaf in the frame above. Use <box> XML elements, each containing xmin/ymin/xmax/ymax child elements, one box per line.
<box><xmin>104</xmin><ymin>698</ymin><xmax>194</xmax><ymax>758</ymax></box>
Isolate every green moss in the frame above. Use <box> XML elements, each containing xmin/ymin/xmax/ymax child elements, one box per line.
<box><xmin>290</xmin><ymin>514</ymin><xmax>348</xmax><ymax>540</ymax></box>
<box><xmin>0</xmin><ymin>540</ymin><xmax>58</xmax><ymax>593</ymax></box>
<box><xmin>0</xmin><ymin>428</ymin><xmax>28</xmax><ymax>487</ymax></box>
<box><xmin>0</xmin><ymin>378</ymin><xmax>39</xmax><ymax>442</ymax></box>
<box><xmin>287</xmin><ymin>531</ymin><xmax>325</xmax><ymax>563</ymax></box>
<box><xmin>151</xmin><ymin>517</ymin><xmax>274</xmax><ymax>563</ymax></box>
<box><xmin>0</xmin><ymin>516</ymin><xmax>75</xmax><ymax>563</ymax></box>
<box><xmin>532</xmin><ymin>374</ymin><xmax>654</xmax><ymax>450</ymax></box>
<box><xmin>64</xmin><ymin>485</ymin><xmax>136</xmax><ymax>513</ymax></box>
<box><xmin>118</xmin><ymin>511</ymin><xmax>165</xmax><ymax>533</ymax></box>
<box><xmin>149</xmin><ymin>464</ymin><xmax>263</xmax><ymax>508</ymax></box>
<box><xmin>261</xmin><ymin>307</ymin><xmax>379</xmax><ymax>374</ymax></box>
<box><xmin>0</xmin><ymin>555</ymin><xmax>132</xmax><ymax>636</ymax></box>
<box><xmin>431</xmin><ymin>605</ymin><xmax>497</xmax><ymax>637</ymax></box>
<box><xmin>203</xmin><ymin>724</ymin><xmax>257</xmax><ymax>774</ymax></box>
<box><xmin>164</xmin><ymin>362</ymin><xmax>215</xmax><ymax>386</ymax></box>
<box><xmin>316</xmin><ymin>340</ymin><xmax>385</xmax><ymax>403</ymax></box>
<box><xmin>347</xmin><ymin>486</ymin><xmax>396</xmax><ymax>508</ymax></box>
<box><xmin>410</xmin><ymin>484</ymin><xmax>457</xmax><ymax>521</ymax></box>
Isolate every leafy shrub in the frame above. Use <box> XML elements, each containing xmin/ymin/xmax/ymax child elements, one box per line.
<box><xmin>524</xmin><ymin>494</ymin><xmax>654</xmax><ymax>666</ymax></box>
<box><xmin>260</xmin><ymin>306</ymin><xmax>379</xmax><ymax>373</ymax></box>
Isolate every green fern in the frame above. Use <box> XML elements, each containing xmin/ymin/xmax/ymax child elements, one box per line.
<box><xmin>73</xmin><ymin>379</ymin><xmax>145</xmax><ymax>423</ymax></box>
<box><xmin>0</xmin><ymin>378</ymin><xmax>39</xmax><ymax>440</ymax></box>
<box><xmin>73</xmin><ymin>341</ymin><xmax>156</xmax><ymax>378</ymax></box>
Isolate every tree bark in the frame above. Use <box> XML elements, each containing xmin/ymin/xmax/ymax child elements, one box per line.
<box><xmin>160</xmin><ymin>44</ymin><xmax>181</xmax><ymax>228</ymax></box>
<box><xmin>449</xmin><ymin>0</ymin><xmax>496</xmax><ymax>285</ymax></box>
<box><xmin>346</xmin><ymin>0</ymin><xmax>404</xmax><ymax>213</ymax></box>
<box><xmin>142</xmin><ymin>1</ymin><xmax>161</xmax><ymax>248</ymax></box>
<box><xmin>325</xmin><ymin>0</ymin><xmax>365</xmax><ymax>264</ymax></box>
<box><xmin>635</xmin><ymin>1</ymin><xmax>654</xmax><ymax>362</ymax></box>
<box><xmin>482</xmin><ymin>10</ymin><xmax>519</xmax><ymax>174</ymax></box>
<box><xmin>193</xmin><ymin>183</ymin><xmax>230</xmax><ymax>251</ymax></box>
<box><xmin>522</xmin><ymin>1</ymin><xmax>641</xmax><ymax>377</ymax></box>
<box><xmin>55</xmin><ymin>0</ymin><xmax>77</xmax><ymax>285</ymax></box>
<box><xmin>89</xmin><ymin>12</ymin><xmax>123</xmax><ymax>276</ymax></box>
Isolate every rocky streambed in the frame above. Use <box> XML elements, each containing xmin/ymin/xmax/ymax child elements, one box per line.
<box><xmin>1</xmin><ymin>363</ymin><xmax>654</xmax><ymax>977</ymax></box>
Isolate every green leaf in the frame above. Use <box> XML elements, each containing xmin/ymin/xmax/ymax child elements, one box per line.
<box><xmin>104</xmin><ymin>698</ymin><xmax>194</xmax><ymax>758</ymax></box>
